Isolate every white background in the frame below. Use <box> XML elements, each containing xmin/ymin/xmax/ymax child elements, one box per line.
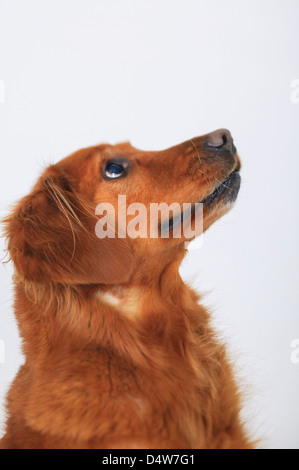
<box><xmin>0</xmin><ymin>0</ymin><xmax>299</xmax><ymax>449</ymax></box>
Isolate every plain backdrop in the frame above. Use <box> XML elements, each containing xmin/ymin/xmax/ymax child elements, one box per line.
<box><xmin>0</xmin><ymin>0</ymin><xmax>299</xmax><ymax>449</ymax></box>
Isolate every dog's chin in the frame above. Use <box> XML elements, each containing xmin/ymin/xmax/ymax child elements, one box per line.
<box><xmin>159</xmin><ymin>169</ymin><xmax>241</xmax><ymax>241</ymax></box>
<box><xmin>202</xmin><ymin>170</ymin><xmax>241</xmax><ymax>210</ymax></box>
<box><xmin>194</xmin><ymin>170</ymin><xmax>241</xmax><ymax>234</ymax></box>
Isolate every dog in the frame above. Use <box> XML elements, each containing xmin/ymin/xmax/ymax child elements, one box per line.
<box><xmin>0</xmin><ymin>129</ymin><xmax>252</xmax><ymax>449</ymax></box>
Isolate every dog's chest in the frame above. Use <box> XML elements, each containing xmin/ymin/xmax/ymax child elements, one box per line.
<box><xmin>22</xmin><ymin>347</ymin><xmax>204</xmax><ymax>446</ymax></box>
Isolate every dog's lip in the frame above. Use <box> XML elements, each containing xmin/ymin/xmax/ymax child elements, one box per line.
<box><xmin>201</xmin><ymin>169</ymin><xmax>241</xmax><ymax>207</ymax></box>
<box><xmin>160</xmin><ymin>165</ymin><xmax>241</xmax><ymax>234</ymax></box>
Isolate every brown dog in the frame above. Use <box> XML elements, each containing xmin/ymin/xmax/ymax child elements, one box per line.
<box><xmin>0</xmin><ymin>129</ymin><xmax>252</xmax><ymax>449</ymax></box>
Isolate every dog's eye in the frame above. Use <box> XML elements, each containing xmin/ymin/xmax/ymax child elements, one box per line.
<box><xmin>104</xmin><ymin>160</ymin><xmax>129</xmax><ymax>180</ymax></box>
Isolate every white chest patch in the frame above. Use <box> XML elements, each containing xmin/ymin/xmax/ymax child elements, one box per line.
<box><xmin>95</xmin><ymin>287</ymin><xmax>143</xmax><ymax>318</ymax></box>
<box><xmin>97</xmin><ymin>290</ymin><xmax>121</xmax><ymax>306</ymax></box>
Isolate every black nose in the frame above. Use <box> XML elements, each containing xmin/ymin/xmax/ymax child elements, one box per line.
<box><xmin>205</xmin><ymin>129</ymin><xmax>236</xmax><ymax>153</ymax></box>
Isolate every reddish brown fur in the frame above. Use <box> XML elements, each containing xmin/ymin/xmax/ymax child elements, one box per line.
<box><xmin>0</xmin><ymin>133</ymin><xmax>253</xmax><ymax>449</ymax></box>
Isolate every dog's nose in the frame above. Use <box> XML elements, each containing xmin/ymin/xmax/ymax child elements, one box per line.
<box><xmin>205</xmin><ymin>129</ymin><xmax>236</xmax><ymax>153</ymax></box>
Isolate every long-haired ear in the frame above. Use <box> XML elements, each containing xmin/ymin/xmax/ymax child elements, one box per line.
<box><xmin>4</xmin><ymin>171</ymin><xmax>134</xmax><ymax>285</ymax></box>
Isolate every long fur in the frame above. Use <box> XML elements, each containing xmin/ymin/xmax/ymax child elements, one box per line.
<box><xmin>0</xmin><ymin>138</ymin><xmax>253</xmax><ymax>449</ymax></box>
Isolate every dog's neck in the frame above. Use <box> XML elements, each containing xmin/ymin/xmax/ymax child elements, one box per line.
<box><xmin>13</xmin><ymin>262</ymin><xmax>207</xmax><ymax>370</ymax></box>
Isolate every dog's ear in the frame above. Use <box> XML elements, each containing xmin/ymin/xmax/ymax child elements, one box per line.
<box><xmin>4</xmin><ymin>170</ymin><xmax>134</xmax><ymax>285</ymax></box>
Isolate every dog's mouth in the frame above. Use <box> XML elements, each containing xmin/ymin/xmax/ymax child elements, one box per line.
<box><xmin>201</xmin><ymin>168</ymin><xmax>241</xmax><ymax>209</ymax></box>
<box><xmin>160</xmin><ymin>165</ymin><xmax>241</xmax><ymax>236</ymax></box>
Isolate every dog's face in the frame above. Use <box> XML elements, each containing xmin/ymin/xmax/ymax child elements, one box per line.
<box><xmin>5</xmin><ymin>130</ymin><xmax>241</xmax><ymax>286</ymax></box>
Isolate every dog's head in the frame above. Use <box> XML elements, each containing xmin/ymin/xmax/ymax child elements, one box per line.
<box><xmin>4</xmin><ymin>129</ymin><xmax>241</xmax><ymax>286</ymax></box>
